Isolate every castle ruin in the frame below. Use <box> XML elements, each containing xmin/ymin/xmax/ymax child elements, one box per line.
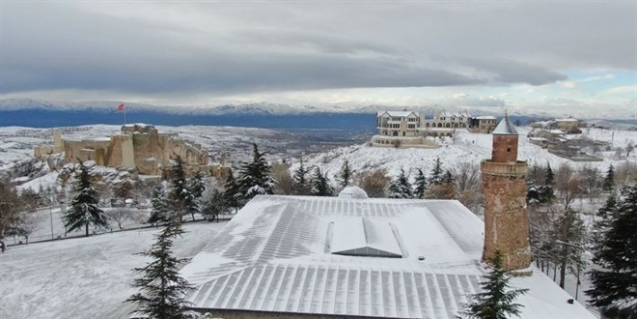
<box><xmin>34</xmin><ymin>124</ymin><xmax>209</xmax><ymax>175</ymax></box>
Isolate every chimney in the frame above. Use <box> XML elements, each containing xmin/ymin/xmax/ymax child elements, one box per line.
<box><xmin>480</xmin><ymin>114</ymin><xmax>531</xmax><ymax>274</ymax></box>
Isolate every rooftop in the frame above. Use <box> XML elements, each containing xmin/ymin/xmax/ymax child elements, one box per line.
<box><xmin>377</xmin><ymin>111</ymin><xmax>419</xmax><ymax>118</ymax></box>
<box><xmin>180</xmin><ymin>195</ymin><xmax>595</xmax><ymax>319</ymax></box>
<box><xmin>492</xmin><ymin>115</ymin><xmax>518</xmax><ymax>135</ymax></box>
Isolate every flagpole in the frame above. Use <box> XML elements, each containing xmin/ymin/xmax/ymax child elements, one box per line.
<box><xmin>124</xmin><ymin>107</ymin><xmax>127</xmax><ymax>126</ymax></box>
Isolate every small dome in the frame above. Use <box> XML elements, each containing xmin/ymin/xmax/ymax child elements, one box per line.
<box><xmin>338</xmin><ymin>186</ymin><xmax>369</xmax><ymax>199</ymax></box>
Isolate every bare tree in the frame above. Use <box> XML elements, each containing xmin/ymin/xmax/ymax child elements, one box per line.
<box><xmin>626</xmin><ymin>140</ymin><xmax>635</xmax><ymax>157</ymax></box>
<box><xmin>354</xmin><ymin>169</ymin><xmax>391</xmax><ymax>198</ymax></box>
<box><xmin>453</xmin><ymin>162</ymin><xmax>483</xmax><ymax>213</ymax></box>
<box><xmin>106</xmin><ymin>208</ymin><xmax>133</xmax><ymax>230</ymax></box>
<box><xmin>555</xmin><ymin>163</ymin><xmax>583</xmax><ymax>209</ymax></box>
<box><xmin>17</xmin><ymin>211</ymin><xmax>42</xmax><ymax>244</ymax></box>
<box><xmin>271</xmin><ymin>161</ymin><xmax>294</xmax><ymax>195</ymax></box>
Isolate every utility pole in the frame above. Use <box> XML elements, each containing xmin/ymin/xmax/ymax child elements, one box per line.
<box><xmin>49</xmin><ymin>196</ymin><xmax>54</xmax><ymax>240</ymax></box>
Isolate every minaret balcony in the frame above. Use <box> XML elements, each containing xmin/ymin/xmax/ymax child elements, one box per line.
<box><xmin>481</xmin><ymin>160</ymin><xmax>527</xmax><ymax>176</ymax></box>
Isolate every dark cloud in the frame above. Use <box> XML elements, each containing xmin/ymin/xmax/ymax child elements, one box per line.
<box><xmin>1</xmin><ymin>1</ymin><xmax>634</xmax><ymax>96</ymax></box>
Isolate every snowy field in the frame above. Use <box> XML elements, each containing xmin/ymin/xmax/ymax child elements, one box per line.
<box><xmin>0</xmin><ymin>221</ymin><xmax>228</xmax><ymax>319</ymax></box>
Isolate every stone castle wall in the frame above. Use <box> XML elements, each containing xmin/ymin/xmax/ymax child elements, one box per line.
<box><xmin>38</xmin><ymin>125</ymin><xmax>208</xmax><ymax>175</ymax></box>
<box><xmin>481</xmin><ymin>160</ymin><xmax>531</xmax><ymax>270</ymax></box>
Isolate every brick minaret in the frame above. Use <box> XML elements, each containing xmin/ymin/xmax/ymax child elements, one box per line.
<box><xmin>480</xmin><ymin>115</ymin><xmax>531</xmax><ymax>272</ymax></box>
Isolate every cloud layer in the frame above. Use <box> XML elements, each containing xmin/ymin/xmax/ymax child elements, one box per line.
<box><xmin>1</xmin><ymin>1</ymin><xmax>635</xmax><ymax>115</ymax></box>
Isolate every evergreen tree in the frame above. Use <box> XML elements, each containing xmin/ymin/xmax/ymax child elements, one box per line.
<box><xmin>414</xmin><ymin>168</ymin><xmax>427</xmax><ymax>199</ymax></box>
<box><xmin>458</xmin><ymin>251</ymin><xmax>529</xmax><ymax>319</ymax></box>
<box><xmin>311</xmin><ymin>167</ymin><xmax>334</xmax><ymax>196</ymax></box>
<box><xmin>544</xmin><ymin>163</ymin><xmax>555</xmax><ymax>187</ymax></box>
<box><xmin>338</xmin><ymin>160</ymin><xmax>353</xmax><ymax>188</ymax></box>
<box><xmin>64</xmin><ymin>161</ymin><xmax>108</xmax><ymax>237</ymax></box>
<box><xmin>127</xmin><ymin>221</ymin><xmax>195</xmax><ymax>319</ymax></box>
<box><xmin>388</xmin><ymin>169</ymin><xmax>413</xmax><ymax>198</ymax></box>
<box><xmin>222</xmin><ymin>169</ymin><xmax>241</xmax><ymax>213</ymax></box>
<box><xmin>236</xmin><ymin>143</ymin><xmax>276</xmax><ymax>202</ymax></box>
<box><xmin>293</xmin><ymin>158</ymin><xmax>311</xmax><ymax>195</ymax></box>
<box><xmin>586</xmin><ymin>185</ymin><xmax>637</xmax><ymax>318</ymax></box>
<box><xmin>147</xmin><ymin>185</ymin><xmax>172</xmax><ymax>225</ymax></box>
<box><xmin>538</xmin><ymin>163</ymin><xmax>556</xmax><ymax>204</ymax></box>
<box><xmin>429</xmin><ymin>157</ymin><xmax>444</xmax><ymax>185</ymax></box>
<box><xmin>202</xmin><ymin>189</ymin><xmax>225</xmax><ymax>222</ymax></box>
<box><xmin>169</xmin><ymin>156</ymin><xmax>189</xmax><ymax>221</ymax></box>
<box><xmin>602</xmin><ymin>164</ymin><xmax>615</xmax><ymax>192</ymax></box>
<box><xmin>184</xmin><ymin>171</ymin><xmax>206</xmax><ymax>221</ymax></box>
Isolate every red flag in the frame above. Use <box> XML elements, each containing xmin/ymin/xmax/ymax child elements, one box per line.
<box><xmin>117</xmin><ymin>103</ymin><xmax>125</xmax><ymax>112</ymax></box>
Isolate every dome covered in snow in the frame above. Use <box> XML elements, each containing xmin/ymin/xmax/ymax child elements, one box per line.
<box><xmin>338</xmin><ymin>186</ymin><xmax>369</xmax><ymax>199</ymax></box>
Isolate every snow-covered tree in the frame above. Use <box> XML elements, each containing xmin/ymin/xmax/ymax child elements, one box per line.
<box><xmin>148</xmin><ymin>185</ymin><xmax>172</xmax><ymax>225</ymax></box>
<box><xmin>127</xmin><ymin>221</ymin><xmax>196</xmax><ymax>319</ymax></box>
<box><xmin>413</xmin><ymin>168</ymin><xmax>427</xmax><ymax>199</ymax></box>
<box><xmin>602</xmin><ymin>164</ymin><xmax>615</xmax><ymax>192</ymax></box>
<box><xmin>222</xmin><ymin>169</ymin><xmax>241</xmax><ymax>213</ymax></box>
<box><xmin>185</xmin><ymin>171</ymin><xmax>206</xmax><ymax>221</ymax></box>
<box><xmin>202</xmin><ymin>189</ymin><xmax>225</xmax><ymax>222</ymax></box>
<box><xmin>428</xmin><ymin>157</ymin><xmax>444</xmax><ymax>186</ymax></box>
<box><xmin>311</xmin><ymin>167</ymin><xmax>334</xmax><ymax>197</ymax></box>
<box><xmin>64</xmin><ymin>161</ymin><xmax>108</xmax><ymax>237</ymax></box>
<box><xmin>338</xmin><ymin>160</ymin><xmax>353</xmax><ymax>188</ymax></box>
<box><xmin>169</xmin><ymin>156</ymin><xmax>189</xmax><ymax>221</ymax></box>
<box><xmin>388</xmin><ymin>169</ymin><xmax>413</xmax><ymax>198</ymax></box>
<box><xmin>293</xmin><ymin>158</ymin><xmax>311</xmax><ymax>195</ymax></box>
<box><xmin>458</xmin><ymin>251</ymin><xmax>529</xmax><ymax>319</ymax></box>
<box><xmin>236</xmin><ymin>143</ymin><xmax>276</xmax><ymax>202</ymax></box>
<box><xmin>586</xmin><ymin>185</ymin><xmax>637</xmax><ymax>318</ymax></box>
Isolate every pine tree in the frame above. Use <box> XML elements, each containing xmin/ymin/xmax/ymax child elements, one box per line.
<box><xmin>148</xmin><ymin>185</ymin><xmax>172</xmax><ymax>225</ymax></box>
<box><xmin>538</xmin><ymin>163</ymin><xmax>556</xmax><ymax>204</ymax></box>
<box><xmin>293</xmin><ymin>158</ymin><xmax>311</xmax><ymax>195</ymax></box>
<box><xmin>388</xmin><ymin>169</ymin><xmax>413</xmax><ymax>198</ymax></box>
<box><xmin>64</xmin><ymin>161</ymin><xmax>108</xmax><ymax>237</ymax></box>
<box><xmin>169</xmin><ymin>156</ymin><xmax>189</xmax><ymax>221</ymax></box>
<box><xmin>338</xmin><ymin>160</ymin><xmax>353</xmax><ymax>188</ymax></box>
<box><xmin>237</xmin><ymin>143</ymin><xmax>276</xmax><ymax>202</ymax></box>
<box><xmin>459</xmin><ymin>251</ymin><xmax>529</xmax><ymax>319</ymax></box>
<box><xmin>586</xmin><ymin>185</ymin><xmax>637</xmax><ymax>318</ymax></box>
<box><xmin>429</xmin><ymin>157</ymin><xmax>444</xmax><ymax>185</ymax></box>
<box><xmin>185</xmin><ymin>171</ymin><xmax>206</xmax><ymax>221</ymax></box>
<box><xmin>311</xmin><ymin>167</ymin><xmax>334</xmax><ymax>196</ymax></box>
<box><xmin>602</xmin><ymin>164</ymin><xmax>615</xmax><ymax>192</ymax></box>
<box><xmin>222</xmin><ymin>169</ymin><xmax>241</xmax><ymax>213</ymax></box>
<box><xmin>414</xmin><ymin>168</ymin><xmax>427</xmax><ymax>199</ymax></box>
<box><xmin>127</xmin><ymin>221</ymin><xmax>195</xmax><ymax>319</ymax></box>
<box><xmin>545</xmin><ymin>163</ymin><xmax>555</xmax><ymax>186</ymax></box>
<box><xmin>202</xmin><ymin>189</ymin><xmax>225</xmax><ymax>222</ymax></box>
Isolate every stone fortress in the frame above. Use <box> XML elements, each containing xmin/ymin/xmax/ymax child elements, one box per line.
<box><xmin>34</xmin><ymin>124</ymin><xmax>209</xmax><ymax>175</ymax></box>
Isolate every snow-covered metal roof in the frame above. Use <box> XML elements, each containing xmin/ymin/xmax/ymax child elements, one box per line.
<box><xmin>492</xmin><ymin>116</ymin><xmax>518</xmax><ymax>135</ymax></box>
<box><xmin>181</xmin><ymin>195</ymin><xmax>595</xmax><ymax>319</ymax></box>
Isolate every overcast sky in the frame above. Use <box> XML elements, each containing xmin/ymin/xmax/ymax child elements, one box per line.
<box><xmin>1</xmin><ymin>1</ymin><xmax>636</xmax><ymax>116</ymax></box>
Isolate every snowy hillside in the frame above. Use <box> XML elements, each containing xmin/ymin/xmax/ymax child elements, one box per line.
<box><xmin>297</xmin><ymin>127</ymin><xmax>637</xmax><ymax>180</ymax></box>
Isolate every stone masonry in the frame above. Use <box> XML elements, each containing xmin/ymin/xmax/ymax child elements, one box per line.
<box><xmin>481</xmin><ymin>116</ymin><xmax>531</xmax><ymax>272</ymax></box>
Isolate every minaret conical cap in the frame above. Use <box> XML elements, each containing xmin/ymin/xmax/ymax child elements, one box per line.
<box><xmin>492</xmin><ymin>115</ymin><xmax>518</xmax><ymax>135</ymax></box>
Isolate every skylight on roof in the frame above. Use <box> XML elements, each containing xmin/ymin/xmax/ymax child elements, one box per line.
<box><xmin>329</xmin><ymin>217</ymin><xmax>404</xmax><ymax>258</ymax></box>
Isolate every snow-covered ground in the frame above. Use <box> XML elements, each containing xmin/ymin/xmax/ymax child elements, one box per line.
<box><xmin>298</xmin><ymin>127</ymin><xmax>637</xmax><ymax>179</ymax></box>
<box><xmin>0</xmin><ymin>221</ymin><xmax>227</xmax><ymax>319</ymax></box>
